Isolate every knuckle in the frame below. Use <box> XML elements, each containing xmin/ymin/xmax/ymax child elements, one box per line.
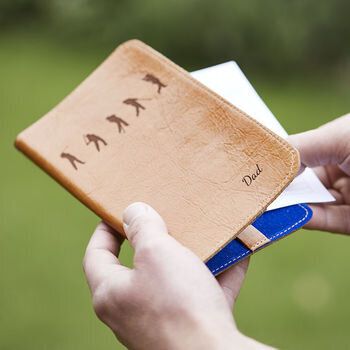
<box><xmin>82</xmin><ymin>250</ymin><xmax>90</xmax><ymax>272</ymax></box>
<box><xmin>138</xmin><ymin>237</ymin><xmax>168</xmax><ymax>259</ymax></box>
<box><xmin>92</xmin><ymin>295</ymin><xmax>108</xmax><ymax>320</ymax></box>
<box><xmin>138</xmin><ymin>241</ymin><xmax>156</xmax><ymax>260</ymax></box>
<box><xmin>82</xmin><ymin>249</ymin><xmax>96</xmax><ymax>274</ymax></box>
<box><xmin>92</xmin><ymin>282</ymin><xmax>113</xmax><ymax>320</ymax></box>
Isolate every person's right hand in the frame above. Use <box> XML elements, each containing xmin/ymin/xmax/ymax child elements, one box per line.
<box><xmin>83</xmin><ymin>202</ymin><xmax>272</xmax><ymax>350</ymax></box>
<box><xmin>289</xmin><ymin>113</ymin><xmax>350</xmax><ymax>234</ymax></box>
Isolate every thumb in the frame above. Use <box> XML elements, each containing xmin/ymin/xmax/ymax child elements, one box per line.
<box><xmin>216</xmin><ymin>258</ymin><xmax>250</xmax><ymax>308</ymax></box>
<box><xmin>289</xmin><ymin>116</ymin><xmax>350</xmax><ymax>175</ymax></box>
<box><xmin>122</xmin><ymin>202</ymin><xmax>169</xmax><ymax>252</ymax></box>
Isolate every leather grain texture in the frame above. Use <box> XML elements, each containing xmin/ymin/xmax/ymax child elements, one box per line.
<box><xmin>15</xmin><ymin>39</ymin><xmax>300</xmax><ymax>261</ymax></box>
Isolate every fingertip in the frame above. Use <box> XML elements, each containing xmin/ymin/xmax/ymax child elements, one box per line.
<box><xmin>122</xmin><ymin>202</ymin><xmax>168</xmax><ymax>246</ymax></box>
<box><xmin>123</xmin><ymin>202</ymin><xmax>150</xmax><ymax>226</ymax></box>
<box><xmin>287</xmin><ymin>132</ymin><xmax>311</xmax><ymax>154</ymax></box>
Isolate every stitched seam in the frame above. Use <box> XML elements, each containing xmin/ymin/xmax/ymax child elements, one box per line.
<box><xmin>211</xmin><ymin>204</ymin><xmax>310</xmax><ymax>273</ymax></box>
<box><xmin>265</xmin><ymin>204</ymin><xmax>309</xmax><ymax>241</ymax></box>
<box><xmin>250</xmin><ymin>236</ymin><xmax>270</xmax><ymax>250</ymax></box>
<box><xmin>211</xmin><ymin>250</ymin><xmax>251</xmax><ymax>274</ymax></box>
<box><xmin>122</xmin><ymin>41</ymin><xmax>299</xmax><ymax>259</ymax></box>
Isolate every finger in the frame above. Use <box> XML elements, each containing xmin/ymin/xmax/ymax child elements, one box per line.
<box><xmin>312</xmin><ymin>166</ymin><xmax>329</xmax><ymax>186</ymax></box>
<box><xmin>311</xmin><ymin>165</ymin><xmax>347</xmax><ymax>189</ymax></box>
<box><xmin>123</xmin><ymin>202</ymin><xmax>169</xmax><ymax>253</ymax></box>
<box><xmin>83</xmin><ymin>222</ymin><xmax>129</xmax><ymax>293</ymax></box>
<box><xmin>334</xmin><ymin>177</ymin><xmax>350</xmax><ymax>205</ymax></box>
<box><xmin>289</xmin><ymin>118</ymin><xmax>350</xmax><ymax>175</ymax></box>
<box><xmin>327</xmin><ymin>188</ymin><xmax>344</xmax><ymax>204</ymax></box>
<box><xmin>326</xmin><ymin>165</ymin><xmax>348</xmax><ymax>184</ymax></box>
<box><xmin>305</xmin><ymin>204</ymin><xmax>350</xmax><ymax>234</ymax></box>
<box><xmin>216</xmin><ymin>258</ymin><xmax>250</xmax><ymax>309</ymax></box>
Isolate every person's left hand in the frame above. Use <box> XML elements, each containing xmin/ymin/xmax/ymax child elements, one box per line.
<box><xmin>83</xmin><ymin>202</ymin><xmax>272</xmax><ymax>350</ymax></box>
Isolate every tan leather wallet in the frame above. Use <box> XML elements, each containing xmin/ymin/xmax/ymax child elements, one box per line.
<box><xmin>15</xmin><ymin>39</ymin><xmax>299</xmax><ymax>261</ymax></box>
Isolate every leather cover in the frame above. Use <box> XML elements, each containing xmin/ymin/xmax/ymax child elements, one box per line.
<box><xmin>207</xmin><ymin>203</ymin><xmax>313</xmax><ymax>275</ymax></box>
<box><xmin>15</xmin><ymin>39</ymin><xmax>300</xmax><ymax>261</ymax></box>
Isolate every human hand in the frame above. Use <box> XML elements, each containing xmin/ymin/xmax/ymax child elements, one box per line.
<box><xmin>289</xmin><ymin>113</ymin><xmax>350</xmax><ymax>234</ymax></box>
<box><xmin>83</xmin><ymin>202</ymin><xmax>273</xmax><ymax>350</ymax></box>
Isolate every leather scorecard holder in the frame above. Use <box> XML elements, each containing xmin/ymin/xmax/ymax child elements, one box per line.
<box><xmin>15</xmin><ymin>39</ymin><xmax>300</xmax><ymax>262</ymax></box>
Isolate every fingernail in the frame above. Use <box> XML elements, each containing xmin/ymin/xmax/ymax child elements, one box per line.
<box><xmin>123</xmin><ymin>202</ymin><xmax>149</xmax><ymax>226</ymax></box>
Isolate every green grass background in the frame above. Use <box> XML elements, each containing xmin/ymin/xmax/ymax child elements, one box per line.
<box><xmin>1</xmin><ymin>32</ymin><xmax>350</xmax><ymax>349</ymax></box>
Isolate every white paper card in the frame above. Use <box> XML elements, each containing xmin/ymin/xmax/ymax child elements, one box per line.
<box><xmin>191</xmin><ymin>61</ymin><xmax>335</xmax><ymax>211</ymax></box>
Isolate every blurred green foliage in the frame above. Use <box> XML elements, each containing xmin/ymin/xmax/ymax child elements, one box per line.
<box><xmin>0</xmin><ymin>0</ymin><xmax>350</xmax><ymax>74</ymax></box>
<box><xmin>1</xmin><ymin>1</ymin><xmax>350</xmax><ymax>349</ymax></box>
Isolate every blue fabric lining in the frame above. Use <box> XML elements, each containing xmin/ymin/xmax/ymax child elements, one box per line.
<box><xmin>206</xmin><ymin>204</ymin><xmax>312</xmax><ymax>275</ymax></box>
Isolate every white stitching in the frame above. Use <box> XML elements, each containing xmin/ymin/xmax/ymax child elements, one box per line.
<box><xmin>211</xmin><ymin>204</ymin><xmax>310</xmax><ymax>273</ymax></box>
<box><xmin>250</xmin><ymin>236</ymin><xmax>270</xmax><ymax>250</ymax></box>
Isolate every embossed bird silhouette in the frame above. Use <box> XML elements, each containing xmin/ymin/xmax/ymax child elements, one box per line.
<box><xmin>123</xmin><ymin>98</ymin><xmax>146</xmax><ymax>116</ymax></box>
<box><xmin>84</xmin><ymin>134</ymin><xmax>107</xmax><ymax>152</ymax></box>
<box><xmin>106</xmin><ymin>115</ymin><xmax>129</xmax><ymax>133</ymax></box>
<box><xmin>143</xmin><ymin>73</ymin><xmax>167</xmax><ymax>93</ymax></box>
<box><xmin>60</xmin><ymin>152</ymin><xmax>85</xmax><ymax>170</ymax></box>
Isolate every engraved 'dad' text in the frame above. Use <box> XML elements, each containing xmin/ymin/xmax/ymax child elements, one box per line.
<box><xmin>242</xmin><ymin>164</ymin><xmax>262</xmax><ymax>186</ymax></box>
